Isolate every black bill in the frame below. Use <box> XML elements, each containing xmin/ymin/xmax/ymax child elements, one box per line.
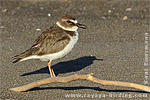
<box><xmin>76</xmin><ymin>23</ymin><xmax>87</xmax><ymax>29</ymax></box>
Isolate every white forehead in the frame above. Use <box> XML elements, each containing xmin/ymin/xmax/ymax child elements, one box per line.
<box><xmin>71</xmin><ymin>19</ymin><xmax>77</xmax><ymax>23</ymax></box>
<box><xmin>56</xmin><ymin>21</ymin><xmax>78</xmax><ymax>31</ymax></box>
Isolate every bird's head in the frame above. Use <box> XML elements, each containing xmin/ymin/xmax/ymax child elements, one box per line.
<box><xmin>56</xmin><ymin>16</ymin><xmax>87</xmax><ymax>31</ymax></box>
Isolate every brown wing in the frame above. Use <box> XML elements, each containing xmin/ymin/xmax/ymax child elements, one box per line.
<box><xmin>31</xmin><ymin>26</ymin><xmax>70</xmax><ymax>55</ymax></box>
<box><xmin>13</xmin><ymin>26</ymin><xmax>70</xmax><ymax>63</ymax></box>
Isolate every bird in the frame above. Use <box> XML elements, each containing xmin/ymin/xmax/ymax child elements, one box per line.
<box><xmin>13</xmin><ymin>16</ymin><xmax>87</xmax><ymax>77</ymax></box>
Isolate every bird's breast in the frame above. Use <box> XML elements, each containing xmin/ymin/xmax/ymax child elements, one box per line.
<box><xmin>39</xmin><ymin>31</ymin><xmax>79</xmax><ymax>61</ymax></box>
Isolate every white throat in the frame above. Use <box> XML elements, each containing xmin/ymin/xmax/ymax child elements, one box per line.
<box><xmin>56</xmin><ymin>21</ymin><xmax>78</xmax><ymax>31</ymax></box>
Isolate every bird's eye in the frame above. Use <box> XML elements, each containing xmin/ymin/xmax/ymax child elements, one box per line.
<box><xmin>67</xmin><ymin>20</ymin><xmax>71</xmax><ymax>23</ymax></box>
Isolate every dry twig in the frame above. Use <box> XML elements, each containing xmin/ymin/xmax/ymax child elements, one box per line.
<box><xmin>10</xmin><ymin>73</ymin><xmax>150</xmax><ymax>92</ymax></box>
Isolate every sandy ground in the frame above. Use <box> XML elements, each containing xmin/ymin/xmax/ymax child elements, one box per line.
<box><xmin>0</xmin><ymin>0</ymin><xmax>150</xmax><ymax>100</ymax></box>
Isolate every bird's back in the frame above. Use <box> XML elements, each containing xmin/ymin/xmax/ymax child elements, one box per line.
<box><xmin>13</xmin><ymin>25</ymin><xmax>71</xmax><ymax>63</ymax></box>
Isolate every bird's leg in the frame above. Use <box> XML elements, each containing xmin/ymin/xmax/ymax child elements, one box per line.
<box><xmin>48</xmin><ymin>60</ymin><xmax>53</xmax><ymax>77</ymax></box>
<box><xmin>51</xmin><ymin>67</ymin><xmax>56</xmax><ymax>77</ymax></box>
<box><xmin>52</xmin><ymin>70</ymin><xmax>56</xmax><ymax>77</ymax></box>
<box><xmin>48</xmin><ymin>60</ymin><xmax>56</xmax><ymax>77</ymax></box>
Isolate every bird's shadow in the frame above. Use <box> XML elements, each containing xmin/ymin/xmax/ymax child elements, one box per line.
<box><xmin>21</xmin><ymin>56</ymin><xmax>103</xmax><ymax>76</ymax></box>
<box><xmin>28</xmin><ymin>86</ymin><xmax>148</xmax><ymax>93</ymax></box>
<box><xmin>20</xmin><ymin>56</ymin><xmax>148</xmax><ymax>93</ymax></box>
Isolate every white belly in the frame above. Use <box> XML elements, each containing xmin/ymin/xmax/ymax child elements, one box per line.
<box><xmin>21</xmin><ymin>31</ymin><xmax>79</xmax><ymax>62</ymax></box>
<box><xmin>40</xmin><ymin>32</ymin><xmax>78</xmax><ymax>61</ymax></box>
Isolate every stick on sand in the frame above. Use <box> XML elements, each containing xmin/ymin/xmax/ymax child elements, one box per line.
<box><xmin>10</xmin><ymin>73</ymin><xmax>150</xmax><ymax>92</ymax></box>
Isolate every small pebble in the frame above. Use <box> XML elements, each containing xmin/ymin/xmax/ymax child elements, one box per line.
<box><xmin>112</xmin><ymin>7</ymin><xmax>116</xmax><ymax>10</ymax></box>
<box><xmin>105</xmin><ymin>43</ymin><xmax>110</xmax><ymax>46</ymax></box>
<box><xmin>48</xmin><ymin>13</ymin><xmax>51</xmax><ymax>17</ymax></box>
<box><xmin>36</xmin><ymin>29</ymin><xmax>41</xmax><ymax>31</ymax></box>
<box><xmin>90</xmin><ymin>55</ymin><xmax>93</xmax><ymax>57</ymax></box>
<box><xmin>83</xmin><ymin>7</ymin><xmax>86</xmax><ymax>10</ymax></box>
<box><xmin>108</xmin><ymin>10</ymin><xmax>112</xmax><ymax>13</ymax></box>
<box><xmin>2</xmin><ymin>9</ymin><xmax>7</xmax><ymax>13</ymax></box>
<box><xmin>102</xmin><ymin>16</ymin><xmax>106</xmax><ymax>20</ymax></box>
<box><xmin>10</xmin><ymin>48</ymin><xmax>12</xmax><ymax>51</ymax></box>
<box><xmin>40</xmin><ymin>7</ymin><xmax>44</xmax><ymax>10</ymax></box>
<box><xmin>126</xmin><ymin>8</ymin><xmax>131</xmax><ymax>11</ymax></box>
<box><xmin>17</xmin><ymin>7</ymin><xmax>20</xmax><ymax>9</ymax></box>
<box><xmin>0</xmin><ymin>26</ymin><xmax>4</xmax><ymax>28</ymax></box>
<box><xmin>122</xmin><ymin>16</ymin><xmax>128</xmax><ymax>20</ymax></box>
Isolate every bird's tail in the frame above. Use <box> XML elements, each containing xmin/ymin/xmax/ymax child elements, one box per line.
<box><xmin>12</xmin><ymin>47</ymin><xmax>38</xmax><ymax>63</ymax></box>
<box><xmin>12</xmin><ymin>49</ymin><xmax>33</xmax><ymax>63</ymax></box>
<box><xmin>12</xmin><ymin>56</ymin><xmax>22</xmax><ymax>63</ymax></box>
<box><xmin>12</xmin><ymin>53</ymin><xmax>27</xmax><ymax>63</ymax></box>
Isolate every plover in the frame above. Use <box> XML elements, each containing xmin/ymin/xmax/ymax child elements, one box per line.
<box><xmin>13</xmin><ymin>16</ymin><xmax>87</xmax><ymax>77</ymax></box>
